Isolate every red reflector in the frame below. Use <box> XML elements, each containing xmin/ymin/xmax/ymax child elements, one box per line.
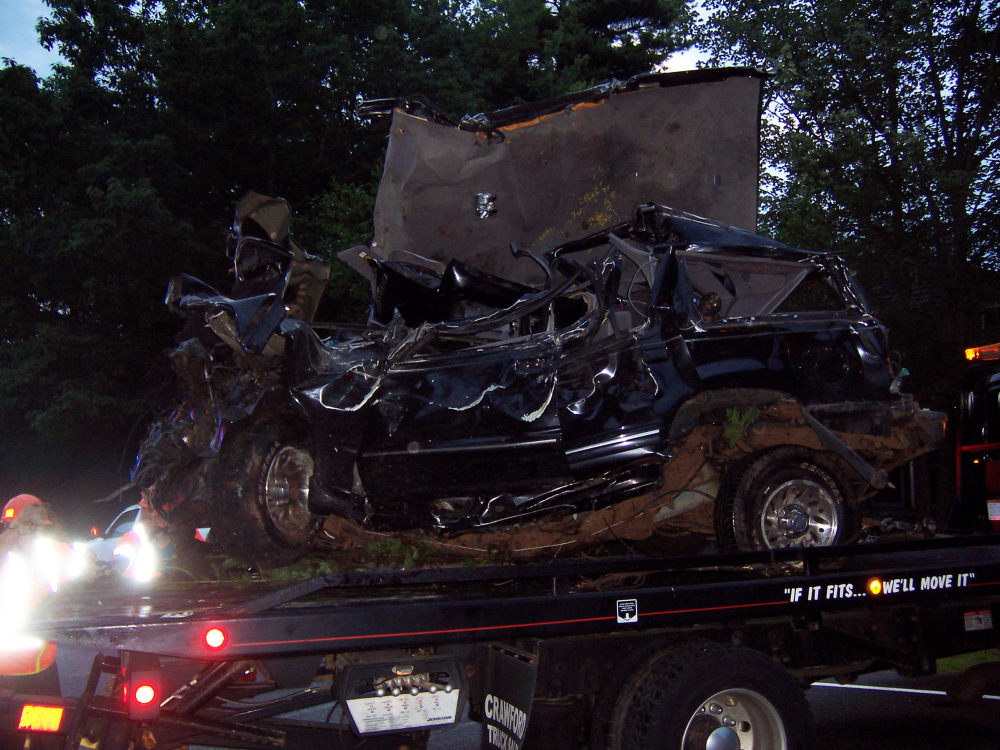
<box><xmin>18</xmin><ymin>704</ymin><xmax>64</xmax><ymax>732</ymax></box>
<box><xmin>205</xmin><ymin>627</ymin><xmax>227</xmax><ymax>650</ymax></box>
<box><xmin>134</xmin><ymin>684</ymin><xmax>157</xmax><ymax>706</ymax></box>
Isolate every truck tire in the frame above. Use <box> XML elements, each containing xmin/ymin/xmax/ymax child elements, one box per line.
<box><xmin>716</xmin><ymin>447</ymin><xmax>853</xmax><ymax>552</ymax></box>
<box><xmin>615</xmin><ymin>641</ymin><xmax>812</xmax><ymax>750</ymax></box>
<box><xmin>212</xmin><ymin>420</ymin><xmax>318</xmax><ymax>568</ymax></box>
<box><xmin>590</xmin><ymin>638</ymin><xmax>682</xmax><ymax>750</ymax></box>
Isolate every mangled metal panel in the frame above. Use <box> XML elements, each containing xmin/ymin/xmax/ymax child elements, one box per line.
<box><xmin>368</xmin><ymin>69</ymin><xmax>766</xmax><ymax>286</ymax></box>
<box><xmin>229</xmin><ymin>192</ymin><xmax>331</xmax><ymax>323</ymax></box>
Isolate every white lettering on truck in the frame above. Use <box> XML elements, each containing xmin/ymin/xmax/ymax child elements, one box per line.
<box><xmin>484</xmin><ymin>694</ymin><xmax>527</xmax><ymax>741</ymax></box>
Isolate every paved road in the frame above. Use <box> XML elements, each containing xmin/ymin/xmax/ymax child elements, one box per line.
<box><xmin>808</xmin><ymin>672</ymin><xmax>1000</xmax><ymax>750</ymax></box>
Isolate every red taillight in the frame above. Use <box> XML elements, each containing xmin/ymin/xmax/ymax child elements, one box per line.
<box><xmin>123</xmin><ymin>653</ymin><xmax>161</xmax><ymax>720</ymax></box>
<box><xmin>205</xmin><ymin>627</ymin><xmax>227</xmax><ymax>650</ymax></box>
<box><xmin>134</xmin><ymin>684</ymin><xmax>157</xmax><ymax>706</ymax></box>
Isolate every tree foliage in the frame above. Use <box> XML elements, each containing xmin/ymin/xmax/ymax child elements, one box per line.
<box><xmin>704</xmin><ymin>0</ymin><xmax>1000</xmax><ymax>404</ymax></box>
<box><xmin>0</xmin><ymin>0</ymin><xmax>689</xmax><ymax>508</ymax></box>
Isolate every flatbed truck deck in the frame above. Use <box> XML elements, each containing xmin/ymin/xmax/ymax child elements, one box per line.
<box><xmin>6</xmin><ymin>536</ymin><xmax>1000</xmax><ymax>750</ymax></box>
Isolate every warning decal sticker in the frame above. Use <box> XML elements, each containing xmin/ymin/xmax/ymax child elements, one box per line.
<box><xmin>965</xmin><ymin>609</ymin><xmax>994</xmax><ymax>632</ymax></box>
<box><xmin>617</xmin><ymin>599</ymin><xmax>638</xmax><ymax>624</ymax></box>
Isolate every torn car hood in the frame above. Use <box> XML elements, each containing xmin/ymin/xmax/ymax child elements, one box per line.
<box><xmin>365</xmin><ymin>68</ymin><xmax>767</xmax><ymax>286</ymax></box>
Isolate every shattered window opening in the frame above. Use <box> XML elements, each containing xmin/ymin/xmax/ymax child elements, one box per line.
<box><xmin>774</xmin><ymin>270</ymin><xmax>850</xmax><ymax>314</ymax></box>
<box><xmin>678</xmin><ymin>251</ymin><xmax>836</xmax><ymax>324</ymax></box>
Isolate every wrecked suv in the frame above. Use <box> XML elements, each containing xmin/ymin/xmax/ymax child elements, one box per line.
<box><xmin>134</xmin><ymin>71</ymin><xmax>943</xmax><ymax>566</ymax></box>
<box><xmin>135</xmin><ymin>197</ymin><xmax>942</xmax><ymax>567</ymax></box>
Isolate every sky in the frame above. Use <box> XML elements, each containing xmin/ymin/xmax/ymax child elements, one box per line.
<box><xmin>0</xmin><ymin>0</ymin><xmax>63</xmax><ymax>74</ymax></box>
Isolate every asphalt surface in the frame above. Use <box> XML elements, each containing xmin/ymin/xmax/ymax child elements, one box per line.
<box><xmin>807</xmin><ymin>671</ymin><xmax>1000</xmax><ymax>750</ymax></box>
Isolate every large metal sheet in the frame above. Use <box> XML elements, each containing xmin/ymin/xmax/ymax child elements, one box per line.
<box><xmin>370</xmin><ymin>69</ymin><xmax>765</xmax><ymax>285</ymax></box>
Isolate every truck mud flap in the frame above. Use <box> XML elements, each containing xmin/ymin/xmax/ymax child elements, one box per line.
<box><xmin>482</xmin><ymin>643</ymin><xmax>538</xmax><ymax>750</ymax></box>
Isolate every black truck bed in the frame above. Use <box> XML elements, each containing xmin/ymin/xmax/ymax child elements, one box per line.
<box><xmin>34</xmin><ymin>535</ymin><xmax>1000</xmax><ymax>661</ymax></box>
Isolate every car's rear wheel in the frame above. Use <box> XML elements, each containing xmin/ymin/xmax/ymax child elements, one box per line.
<box><xmin>716</xmin><ymin>447</ymin><xmax>854</xmax><ymax>552</ymax></box>
<box><xmin>212</xmin><ymin>420</ymin><xmax>318</xmax><ymax>568</ymax></box>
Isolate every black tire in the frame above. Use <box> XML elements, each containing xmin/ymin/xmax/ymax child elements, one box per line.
<box><xmin>715</xmin><ymin>453</ymin><xmax>753</xmax><ymax>554</ymax></box>
<box><xmin>590</xmin><ymin>638</ymin><xmax>682</xmax><ymax>750</ymax></box>
<box><xmin>212</xmin><ymin>420</ymin><xmax>318</xmax><ymax>568</ymax></box>
<box><xmin>716</xmin><ymin>447</ymin><xmax>854</xmax><ymax>552</ymax></box>
<box><xmin>614</xmin><ymin>641</ymin><xmax>813</xmax><ymax>750</ymax></box>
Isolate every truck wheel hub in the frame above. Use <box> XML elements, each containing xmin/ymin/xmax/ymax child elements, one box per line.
<box><xmin>761</xmin><ymin>478</ymin><xmax>838</xmax><ymax>548</ymax></box>
<box><xmin>777</xmin><ymin>505</ymin><xmax>810</xmax><ymax>534</ymax></box>
<box><xmin>264</xmin><ymin>445</ymin><xmax>314</xmax><ymax>539</ymax></box>
<box><xmin>683</xmin><ymin>689</ymin><xmax>786</xmax><ymax>750</ymax></box>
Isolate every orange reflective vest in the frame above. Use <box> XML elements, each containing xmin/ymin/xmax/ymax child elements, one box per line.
<box><xmin>0</xmin><ymin>640</ymin><xmax>57</xmax><ymax>676</ymax></box>
<box><xmin>0</xmin><ymin>534</ymin><xmax>70</xmax><ymax>676</ymax></box>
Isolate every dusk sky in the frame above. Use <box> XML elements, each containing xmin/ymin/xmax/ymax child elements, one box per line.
<box><xmin>1</xmin><ymin>0</ymin><xmax>64</xmax><ymax>75</ymax></box>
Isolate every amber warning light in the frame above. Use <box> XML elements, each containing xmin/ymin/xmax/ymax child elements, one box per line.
<box><xmin>965</xmin><ymin>343</ymin><xmax>1000</xmax><ymax>361</ymax></box>
<box><xmin>205</xmin><ymin>627</ymin><xmax>227</xmax><ymax>650</ymax></box>
<box><xmin>18</xmin><ymin>705</ymin><xmax>64</xmax><ymax>732</ymax></box>
<box><xmin>868</xmin><ymin>578</ymin><xmax>883</xmax><ymax>595</ymax></box>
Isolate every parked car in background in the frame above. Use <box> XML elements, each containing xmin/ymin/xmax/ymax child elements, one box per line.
<box><xmin>82</xmin><ymin>504</ymin><xmax>140</xmax><ymax>562</ymax></box>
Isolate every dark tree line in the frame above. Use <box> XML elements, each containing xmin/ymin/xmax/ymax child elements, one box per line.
<box><xmin>0</xmin><ymin>0</ymin><xmax>688</xmax><ymax>521</ymax></box>
<box><xmin>705</xmin><ymin>0</ymin><xmax>1000</xmax><ymax>405</ymax></box>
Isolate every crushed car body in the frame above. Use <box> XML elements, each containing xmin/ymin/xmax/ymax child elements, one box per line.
<box><xmin>135</xmin><ymin>199</ymin><xmax>944</xmax><ymax>566</ymax></box>
<box><xmin>132</xmin><ymin>70</ymin><xmax>945</xmax><ymax>567</ymax></box>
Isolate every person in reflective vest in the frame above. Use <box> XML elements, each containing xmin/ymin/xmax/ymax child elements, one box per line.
<box><xmin>0</xmin><ymin>495</ymin><xmax>68</xmax><ymax>695</ymax></box>
<box><xmin>113</xmin><ymin>495</ymin><xmax>171</xmax><ymax>581</ymax></box>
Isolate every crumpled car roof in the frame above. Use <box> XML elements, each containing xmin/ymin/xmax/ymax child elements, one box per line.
<box><xmin>352</xmin><ymin>68</ymin><xmax>768</xmax><ymax>287</ymax></box>
<box><xmin>647</xmin><ymin>205</ymin><xmax>805</xmax><ymax>254</ymax></box>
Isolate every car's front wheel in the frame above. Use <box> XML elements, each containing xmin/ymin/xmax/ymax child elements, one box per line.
<box><xmin>212</xmin><ymin>420</ymin><xmax>318</xmax><ymax>568</ymax></box>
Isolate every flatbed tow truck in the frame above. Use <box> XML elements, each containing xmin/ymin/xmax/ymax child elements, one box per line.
<box><xmin>4</xmin><ymin>534</ymin><xmax>1000</xmax><ymax>750</ymax></box>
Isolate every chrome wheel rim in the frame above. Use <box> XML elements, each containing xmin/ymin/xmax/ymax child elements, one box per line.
<box><xmin>760</xmin><ymin>478</ymin><xmax>839</xmax><ymax>548</ymax></box>
<box><xmin>683</xmin><ymin>688</ymin><xmax>786</xmax><ymax>750</ymax></box>
<box><xmin>264</xmin><ymin>446</ymin><xmax>314</xmax><ymax>543</ymax></box>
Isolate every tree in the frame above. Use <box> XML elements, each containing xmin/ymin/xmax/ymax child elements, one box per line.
<box><xmin>446</xmin><ymin>0</ymin><xmax>690</xmax><ymax>110</ymax></box>
<box><xmin>703</xmin><ymin>0</ymin><xmax>1000</xmax><ymax>405</ymax></box>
